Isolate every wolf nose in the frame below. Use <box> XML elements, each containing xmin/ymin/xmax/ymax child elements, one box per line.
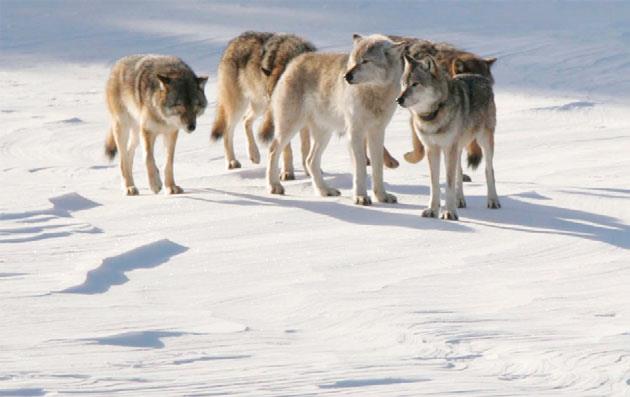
<box><xmin>396</xmin><ymin>96</ymin><xmax>405</xmax><ymax>106</ymax></box>
<box><xmin>344</xmin><ymin>72</ymin><xmax>354</xmax><ymax>83</ymax></box>
<box><xmin>187</xmin><ymin>122</ymin><xmax>196</xmax><ymax>132</ymax></box>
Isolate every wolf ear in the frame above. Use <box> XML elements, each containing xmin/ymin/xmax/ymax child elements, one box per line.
<box><xmin>420</xmin><ymin>56</ymin><xmax>440</xmax><ymax>78</ymax></box>
<box><xmin>197</xmin><ymin>75</ymin><xmax>208</xmax><ymax>90</ymax></box>
<box><xmin>157</xmin><ymin>74</ymin><xmax>171</xmax><ymax>90</ymax></box>
<box><xmin>352</xmin><ymin>33</ymin><xmax>363</xmax><ymax>43</ymax></box>
<box><xmin>453</xmin><ymin>59</ymin><xmax>466</xmax><ymax>74</ymax></box>
<box><xmin>261</xmin><ymin>67</ymin><xmax>272</xmax><ymax>76</ymax></box>
<box><xmin>485</xmin><ymin>57</ymin><xmax>497</xmax><ymax>67</ymax></box>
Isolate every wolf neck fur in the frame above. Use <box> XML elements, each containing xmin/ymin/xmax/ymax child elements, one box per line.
<box><xmin>414</xmin><ymin>80</ymin><xmax>457</xmax><ymax>135</ymax></box>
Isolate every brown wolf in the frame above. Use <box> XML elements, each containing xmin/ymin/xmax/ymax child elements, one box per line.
<box><xmin>104</xmin><ymin>55</ymin><xmax>207</xmax><ymax>195</ymax></box>
<box><xmin>392</xmin><ymin>37</ymin><xmax>496</xmax><ymax>177</ymax></box>
<box><xmin>397</xmin><ymin>54</ymin><xmax>499</xmax><ymax>220</ymax></box>
<box><xmin>210</xmin><ymin>31</ymin><xmax>316</xmax><ymax>180</ymax></box>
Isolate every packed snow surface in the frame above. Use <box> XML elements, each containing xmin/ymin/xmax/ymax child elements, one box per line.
<box><xmin>1</xmin><ymin>1</ymin><xmax>629</xmax><ymax>396</ymax></box>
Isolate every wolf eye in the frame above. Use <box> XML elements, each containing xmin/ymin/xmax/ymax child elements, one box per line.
<box><xmin>361</xmin><ymin>59</ymin><xmax>369</xmax><ymax>64</ymax></box>
<box><xmin>412</xmin><ymin>82</ymin><xmax>419</xmax><ymax>87</ymax></box>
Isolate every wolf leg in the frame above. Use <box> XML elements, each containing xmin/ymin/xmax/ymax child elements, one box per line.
<box><xmin>422</xmin><ymin>145</ymin><xmax>441</xmax><ymax>218</ymax></box>
<box><xmin>141</xmin><ymin>128</ymin><xmax>162</xmax><ymax>194</ymax></box>
<box><xmin>280</xmin><ymin>143</ymin><xmax>295</xmax><ymax>181</ymax></box>
<box><xmin>367</xmin><ymin>128</ymin><xmax>396</xmax><ymax>203</ymax></box>
<box><xmin>441</xmin><ymin>145</ymin><xmax>460</xmax><ymax>220</ymax></box>
<box><xmin>112</xmin><ymin>119</ymin><xmax>138</xmax><ymax>195</ymax></box>
<box><xmin>404</xmin><ymin>117</ymin><xmax>425</xmax><ymax>164</ymax></box>
<box><xmin>306</xmin><ymin>126</ymin><xmax>339</xmax><ymax>197</ymax></box>
<box><xmin>267</xmin><ymin>122</ymin><xmax>300</xmax><ymax>195</ymax></box>
<box><xmin>300</xmin><ymin>127</ymin><xmax>311</xmax><ymax>177</ymax></box>
<box><xmin>163</xmin><ymin>130</ymin><xmax>182</xmax><ymax>194</ymax></box>
<box><xmin>456</xmin><ymin>157</ymin><xmax>466</xmax><ymax>208</ymax></box>
<box><xmin>349</xmin><ymin>127</ymin><xmax>370</xmax><ymax>205</ymax></box>
<box><xmin>243</xmin><ymin>103</ymin><xmax>262</xmax><ymax>164</ymax></box>
<box><xmin>478</xmin><ymin>130</ymin><xmax>500</xmax><ymax>209</ymax></box>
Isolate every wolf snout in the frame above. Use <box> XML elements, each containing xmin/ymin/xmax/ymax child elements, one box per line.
<box><xmin>396</xmin><ymin>96</ymin><xmax>405</xmax><ymax>106</ymax></box>
<box><xmin>186</xmin><ymin>121</ymin><xmax>196</xmax><ymax>132</ymax></box>
<box><xmin>344</xmin><ymin>71</ymin><xmax>354</xmax><ymax>84</ymax></box>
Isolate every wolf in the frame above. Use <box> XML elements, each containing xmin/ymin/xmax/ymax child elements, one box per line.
<box><xmin>265</xmin><ymin>34</ymin><xmax>405</xmax><ymax>205</ymax></box>
<box><xmin>104</xmin><ymin>55</ymin><xmax>207</xmax><ymax>195</ymax></box>
<box><xmin>210</xmin><ymin>31</ymin><xmax>316</xmax><ymax>179</ymax></box>
<box><xmin>397</xmin><ymin>54</ymin><xmax>500</xmax><ymax>220</ymax></box>
<box><xmin>394</xmin><ymin>37</ymin><xmax>496</xmax><ymax>180</ymax></box>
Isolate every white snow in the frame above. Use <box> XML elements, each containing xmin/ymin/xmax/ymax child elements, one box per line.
<box><xmin>1</xmin><ymin>1</ymin><xmax>629</xmax><ymax>396</ymax></box>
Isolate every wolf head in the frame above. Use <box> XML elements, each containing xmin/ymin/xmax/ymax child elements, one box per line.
<box><xmin>344</xmin><ymin>34</ymin><xmax>406</xmax><ymax>85</ymax></box>
<box><xmin>157</xmin><ymin>74</ymin><xmax>208</xmax><ymax>133</ymax></box>
<box><xmin>451</xmin><ymin>54</ymin><xmax>496</xmax><ymax>83</ymax></box>
<box><xmin>397</xmin><ymin>54</ymin><xmax>448</xmax><ymax>113</ymax></box>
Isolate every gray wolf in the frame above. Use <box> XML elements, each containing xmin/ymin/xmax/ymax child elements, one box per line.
<box><xmin>265</xmin><ymin>34</ymin><xmax>405</xmax><ymax>205</ymax></box>
<box><xmin>104</xmin><ymin>54</ymin><xmax>207</xmax><ymax>195</ymax></box>
<box><xmin>393</xmin><ymin>37</ymin><xmax>496</xmax><ymax>179</ymax></box>
<box><xmin>210</xmin><ymin>31</ymin><xmax>315</xmax><ymax>179</ymax></box>
<box><xmin>397</xmin><ymin>54</ymin><xmax>500</xmax><ymax>220</ymax></box>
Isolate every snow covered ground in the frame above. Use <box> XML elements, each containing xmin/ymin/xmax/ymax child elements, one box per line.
<box><xmin>1</xmin><ymin>1</ymin><xmax>629</xmax><ymax>396</ymax></box>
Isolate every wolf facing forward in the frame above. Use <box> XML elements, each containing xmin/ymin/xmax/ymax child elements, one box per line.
<box><xmin>265</xmin><ymin>34</ymin><xmax>405</xmax><ymax>205</ymax></box>
<box><xmin>104</xmin><ymin>55</ymin><xmax>207</xmax><ymax>195</ymax></box>
<box><xmin>394</xmin><ymin>36</ymin><xmax>496</xmax><ymax>177</ymax></box>
<box><xmin>397</xmin><ymin>54</ymin><xmax>500</xmax><ymax>220</ymax></box>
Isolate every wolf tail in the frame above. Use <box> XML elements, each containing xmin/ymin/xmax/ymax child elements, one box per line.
<box><xmin>104</xmin><ymin>128</ymin><xmax>117</xmax><ymax>160</ymax></box>
<box><xmin>466</xmin><ymin>140</ymin><xmax>483</xmax><ymax>170</ymax></box>
<box><xmin>210</xmin><ymin>104</ymin><xmax>227</xmax><ymax>141</ymax></box>
<box><xmin>258</xmin><ymin>108</ymin><xmax>275</xmax><ymax>143</ymax></box>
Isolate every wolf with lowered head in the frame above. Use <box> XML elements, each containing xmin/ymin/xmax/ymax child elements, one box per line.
<box><xmin>105</xmin><ymin>55</ymin><xmax>207</xmax><ymax>195</ymax></box>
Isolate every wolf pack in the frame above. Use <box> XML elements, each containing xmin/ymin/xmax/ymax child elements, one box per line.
<box><xmin>104</xmin><ymin>32</ymin><xmax>499</xmax><ymax>221</ymax></box>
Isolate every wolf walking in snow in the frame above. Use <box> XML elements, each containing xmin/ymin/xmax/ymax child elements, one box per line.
<box><xmin>210</xmin><ymin>31</ymin><xmax>316</xmax><ymax>179</ymax></box>
<box><xmin>264</xmin><ymin>34</ymin><xmax>405</xmax><ymax>205</ymax></box>
<box><xmin>391</xmin><ymin>36</ymin><xmax>496</xmax><ymax>180</ymax></box>
<box><xmin>104</xmin><ymin>55</ymin><xmax>208</xmax><ymax>195</ymax></box>
<box><xmin>397</xmin><ymin>54</ymin><xmax>500</xmax><ymax>220</ymax></box>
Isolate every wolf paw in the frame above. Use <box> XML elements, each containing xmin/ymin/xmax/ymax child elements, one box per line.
<box><xmin>384</xmin><ymin>157</ymin><xmax>400</xmax><ymax>169</ymax></box>
<box><xmin>457</xmin><ymin>197</ymin><xmax>467</xmax><ymax>208</ymax></box>
<box><xmin>421</xmin><ymin>208</ymin><xmax>438</xmax><ymax>218</ymax></box>
<box><xmin>125</xmin><ymin>186</ymin><xmax>139</xmax><ymax>196</ymax></box>
<box><xmin>376</xmin><ymin>192</ymin><xmax>397</xmax><ymax>204</ymax></box>
<box><xmin>354</xmin><ymin>195</ymin><xmax>372</xmax><ymax>206</ymax></box>
<box><xmin>269</xmin><ymin>183</ymin><xmax>285</xmax><ymax>195</ymax></box>
<box><xmin>249</xmin><ymin>149</ymin><xmax>261</xmax><ymax>164</ymax></box>
<box><xmin>280</xmin><ymin>171</ymin><xmax>295</xmax><ymax>181</ymax></box>
<box><xmin>462</xmin><ymin>174</ymin><xmax>472</xmax><ymax>182</ymax></box>
<box><xmin>487</xmin><ymin>198</ymin><xmax>501</xmax><ymax>209</ymax></box>
<box><xmin>404</xmin><ymin>151</ymin><xmax>422</xmax><ymax>164</ymax></box>
<box><xmin>166</xmin><ymin>185</ymin><xmax>183</xmax><ymax>195</ymax></box>
<box><xmin>440</xmin><ymin>209</ymin><xmax>459</xmax><ymax>221</ymax></box>
<box><xmin>228</xmin><ymin>160</ymin><xmax>241</xmax><ymax>169</ymax></box>
<box><xmin>319</xmin><ymin>187</ymin><xmax>341</xmax><ymax>197</ymax></box>
<box><xmin>149</xmin><ymin>178</ymin><xmax>163</xmax><ymax>194</ymax></box>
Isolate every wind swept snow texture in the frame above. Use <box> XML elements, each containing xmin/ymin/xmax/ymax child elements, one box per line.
<box><xmin>1</xmin><ymin>1</ymin><xmax>630</xmax><ymax>396</ymax></box>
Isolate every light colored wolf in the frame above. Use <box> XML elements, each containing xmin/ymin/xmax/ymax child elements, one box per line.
<box><xmin>265</xmin><ymin>34</ymin><xmax>405</xmax><ymax>205</ymax></box>
<box><xmin>397</xmin><ymin>54</ymin><xmax>500</xmax><ymax>220</ymax></box>
<box><xmin>210</xmin><ymin>31</ymin><xmax>316</xmax><ymax>179</ymax></box>
<box><xmin>104</xmin><ymin>55</ymin><xmax>207</xmax><ymax>195</ymax></box>
<box><xmin>392</xmin><ymin>37</ymin><xmax>496</xmax><ymax>179</ymax></box>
